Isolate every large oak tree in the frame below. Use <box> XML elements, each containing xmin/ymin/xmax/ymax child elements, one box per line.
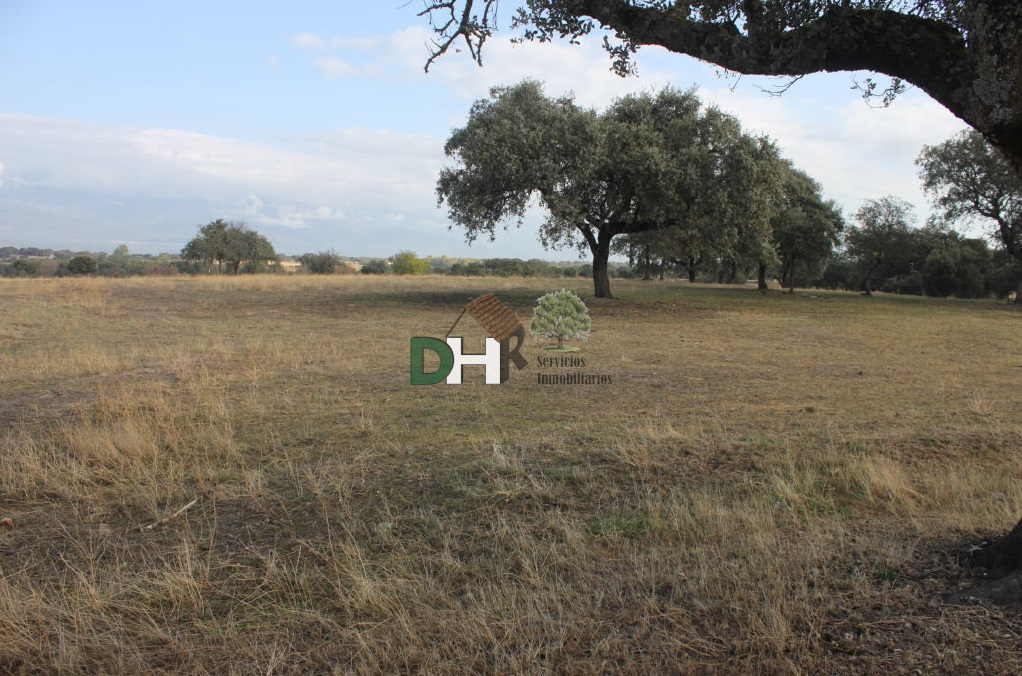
<box><xmin>437</xmin><ymin>81</ymin><xmax>779</xmax><ymax>298</ymax></box>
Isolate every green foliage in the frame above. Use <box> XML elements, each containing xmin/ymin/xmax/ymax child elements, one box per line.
<box><xmin>391</xmin><ymin>251</ymin><xmax>431</xmax><ymax>275</ymax></box>
<box><xmin>0</xmin><ymin>249</ymin><xmax>186</xmax><ymax>278</ymax></box>
<box><xmin>921</xmin><ymin>233</ymin><xmax>991</xmax><ymax>298</ymax></box>
<box><xmin>439</xmin><ymin>81</ymin><xmax>783</xmax><ymax>298</ymax></box>
<box><xmin>918</xmin><ymin>130</ymin><xmax>1022</xmax><ymax>299</ymax></box>
<box><xmin>818</xmin><ymin>255</ymin><xmax>858</xmax><ymax>291</ymax></box>
<box><xmin>771</xmin><ymin>167</ymin><xmax>844</xmax><ymax>292</ymax></box>
<box><xmin>10</xmin><ymin>258</ymin><xmax>40</xmax><ymax>277</ymax></box>
<box><xmin>986</xmin><ymin>251</ymin><xmax>1022</xmax><ymax>300</ymax></box>
<box><xmin>182</xmin><ymin>218</ymin><xmax>230</xmax><ymax>272</ymax></box>
<box><xmin>820</xmin><ymin>209</ymin><xmax>997</xmax><ymax>298</ymax></box>
<box><xmin>181</xmin><ymin>219</ymin><xmax>277</xmax><ymax>274</ymax></box>
<box><xmin>530</xmin><ymin>289</ymin><xmax>591</xmax><ymax>349</ymax></box>
<box><xmin>918</xmin><ymin>130</ymin><xmax>1022</xmax><ymax>259</ymax></box>
<box><xmin>300</xmin><ymin>250</ymin><xmax>342</xmax><ymax>274</ymax></box>
<box><xmin>67</xmin><ymin>255</ymin><xmax>98</xmax><ymax>276</ymax></box>
<box><xmin>359</xmin><ymin>259</ymin><xmax>390</xmax><ymax>275</ymax></box>
<box><xmin>845</xmin><ymin>196</ymin><xmax>920</xmax><ymax>294</ymax></box>
<box><xmin>617</xmin><ymin>160</ymin><xmax>843</xmax><ymax>290</ymax></box>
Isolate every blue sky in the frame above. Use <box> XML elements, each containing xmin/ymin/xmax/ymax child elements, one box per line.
<box><xmin>0</xmin><ymin>1</ymin><xmax>969</xmax><ymax>259</ymax></box>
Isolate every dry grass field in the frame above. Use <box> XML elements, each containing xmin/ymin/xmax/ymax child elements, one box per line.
<box><xmin>1</xmin><ymin>274</ymin><xmax>1021</xmax><ymax>673</ymax></box>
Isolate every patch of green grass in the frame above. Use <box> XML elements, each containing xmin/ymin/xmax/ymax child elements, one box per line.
<box><xmin>586</xmin><ymin>512</ymin><xmax>653</xmax><ymax>539</ymax></box>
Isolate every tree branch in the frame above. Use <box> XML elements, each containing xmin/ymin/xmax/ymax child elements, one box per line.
<box><xmin>422</xmin><ymin>0</ymin><xmax>495</xmax><ymax>71</ymax></box>
<box><xmin>572</xmin><ymin>1</ymin><xmax>965</xmax><ymax>109</ymax></box>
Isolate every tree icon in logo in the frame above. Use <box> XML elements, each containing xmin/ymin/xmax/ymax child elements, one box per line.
<box><xmin>530</xmin><ymin>289</ymin><xmax>591</xmax><ymax>351</ymax></box>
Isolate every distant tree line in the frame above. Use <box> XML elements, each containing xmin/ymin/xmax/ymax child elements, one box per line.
<box><xmin>631</xmin><ymin>195</ymin><xmax>1017</xmax><ymax>301</ymax></box>
<box><xmin>349</xmin><ymin>252</ymin><xmax>627</xmax><ymax>279</ymax></box>
<box><xmin>0</xmin><ymin>245</ymin><xmax>183</xmax><ymax>278</ymax></box>
<box><xmin>293</xmin><ymin>250</ymin><xmax>625</xmax><ymax>279</ymax></box>
<box><xmin>5</xmin><ymin>236</ymin><xmax>1012</xmax><ymax>298</ymax></box>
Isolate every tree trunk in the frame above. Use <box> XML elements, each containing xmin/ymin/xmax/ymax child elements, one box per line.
<box><xmin>861</xmin><ymin>262</ymin><xmax>878</xmax><ymax>296</ymax></box>
<box><xmin>726</xmin><ymin>258</ymin><xmax>738</xmax><ymax>284</ymax></box>
<box><xmin>1015</xmin><ymin>277</ymin><xmax>1022</xmax><ymax>304</ymax></box>
<box><xmin>757</xmin><ymin>261</ymin><xmax>768</xmax><ymax>291</ymax></box>
<box><xmin>968</xmin><ymin>516</ymin><xmax>1022</xmax><ymax>574</ymax></box>
<box><xmin>687</xmin><ymin>256</ymin><xmax>697</xmax><ymax>283</ymax></box>
<box><xmin>591</xmin><ymin>235</ymin><xmax>613</xmax><ymax>299</ymax></box>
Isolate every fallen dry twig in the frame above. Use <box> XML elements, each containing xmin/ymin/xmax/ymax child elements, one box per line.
<box><xmin>141</xmin><ymin>497</ymin><xmax>198</xmax><ymax>531</ymax></box>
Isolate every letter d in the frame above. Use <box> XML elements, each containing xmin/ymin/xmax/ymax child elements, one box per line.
<box><xmin>410</xmin><ymin>337</ymin><xmax>454</xmax><ymax>385</ymax></box>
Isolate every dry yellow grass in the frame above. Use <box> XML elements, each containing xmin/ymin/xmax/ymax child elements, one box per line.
<box><xmin>1</xmin><ymin>274</ymin><xmax>1021</xmax><ymax>673</ymax></box>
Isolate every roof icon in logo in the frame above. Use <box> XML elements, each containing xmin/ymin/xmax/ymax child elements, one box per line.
<box><xmin>445</xmin><ymin>293</ymin><xmax>523</xmax><ymax>343</ymax></box>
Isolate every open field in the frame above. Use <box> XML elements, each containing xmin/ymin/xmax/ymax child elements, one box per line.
<box><xmin>1</xmin><ymin>274</ymin><xmax>1021</xmax><ymax>673</ymax></box>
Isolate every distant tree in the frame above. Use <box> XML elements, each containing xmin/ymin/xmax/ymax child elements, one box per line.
<box><xmin>224</xmin><ymin>227</ymin><xmax>276</xmax><ymax>275</ymax></box>
<box><xmin>818</xmin><ymin>254</ymin><xmax>858</xmax><ymax>291</ymax></box>
<box><xmin>921</xmin><ymin>232</ymin><xmax>991</xmax><ymax>298</ymax></box>
<box><xmin>772</xmin><ymin>167</ymin><xmax>844</xmax><ymax>294</ymax></box>
<box><xmin>524</xmin><ymin>258</ymin><xmax>554</xmax><ymax>277</ymax></box>
<box><xmin>67</xmin><ymin>255</ymin><xmax>98</xmax><ymax>276</ymax></box>
<box><xmin>530</xmin><ymin>289</ymin><xmax>591</xmax><ymax>349</ymax></box>
<box><xmin>300</xmin><ymin>250</ymin><xmax>342</xmax><ymax>274</ymax></box>
<box><xmin>987</xmin><ymin>250</ymin><xmax>1022</xmax><ymax>300</ymax></box>
<box><xmin>111</xmin><ymin>244</ymin><xmax>130</xmax><ymax>258</ymax></box>
<box><xmin>439</xmin><ymin>81</ymin><xmax>779</xmax><ymax>298</ymax></box>
<box><xmin>917</xmin><ymin>130</ymin><xmax>1022</xmax><ymax>303</ymax></box>
<box><xmin>182</xmin><ymin>219</ymin><xmax>231</xmax><ymax>273</ymax></box>
<box><xmin>359</xmin><ymin>259</ymin><xmax>390</xmax><ymax>275</ymax></box>
<box><xmin>845</xmin><ymin>197</ymin><xmax>918</xmax><ymax>295</ymax></box>
<box><xmin>10</xmin><ymin>258</ymin><xmax>39</xmax><ymax>277</ymax></box>
<box><xmin>182</xmin><ymin>219</ymin><xmax>276</xmax><ymax>274</ymax></box>
<box><xmin>391</xmin><ymin>251</ymin><xmax>431</xmax><ymax>275</ymax></box>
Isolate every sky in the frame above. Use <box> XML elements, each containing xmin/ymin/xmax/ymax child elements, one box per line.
<box><xmin>0</xmin><ymin>1</ymin><xmax>970</xmax><ymax>260</ymax></box>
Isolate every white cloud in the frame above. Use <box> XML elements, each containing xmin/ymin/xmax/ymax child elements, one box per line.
<box><xmin>239</xmin><ymin>195</ymin><xmax>347</xmax><ymax>230</ymax></box>
<box><xmin>331</xmin><ymin>36</ymin><xmax>379</xmax><ymax>50</ymax></box>
<box><xmin>0</xmin><ymin>113</ymin><xmax>448</xmax><ymax>248</ymax></box>
<box><xmin>315</xmin><ymin>56</ymin><xmax>362</xmax><ymax>79</ymax></box>
<box><xmin>293</xmin><ymin>32</ymin><xmax>324</xmax><ymax>50</ymax></box>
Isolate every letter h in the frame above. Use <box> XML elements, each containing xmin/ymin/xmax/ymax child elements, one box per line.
<box><xmin>446</xmin><ymin>337</ymin><xmax>502</xmax><ymax>384</ymax></box>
